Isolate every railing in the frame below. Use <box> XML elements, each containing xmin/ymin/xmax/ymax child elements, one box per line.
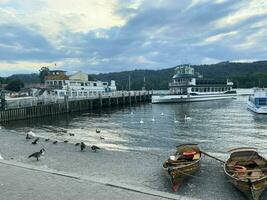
<box><xmin>3</xmin><ymin>91</ymin><xmax>150</xmax><ymax>109</ymax></box>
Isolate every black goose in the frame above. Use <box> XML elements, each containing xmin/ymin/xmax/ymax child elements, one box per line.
<box><xmin>81</xmin><ymin>142</ymin><xmax>86</xmax><ymax>151</ymax></box>
<box><xmin>28</xmin><ymin>149</ymin><xmax>45</xmax><ymax>161</ymax></box>
<box><xmin>32</xmin><ymin>138</ymin><xmax>39</xmax><ymax>144</ymax></box>
<box><xmin>91</xmin><ymin>145</ymin><xmax>100</xmax><ymax>152</ymax></box>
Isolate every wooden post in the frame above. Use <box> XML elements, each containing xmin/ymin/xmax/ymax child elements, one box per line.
<box><xmin>64</xmin><ymin>95</ymin><xmax>69</xmax><ymax>113</ymax></box>
<box><xmin>134</xmin><ymin>92</ymin><xmax>137</xmax><ymax>104</ymax></box>
<box><xmin>99</xmin><ymin>94</ymin><xmax>102</xmax><ymax>108</ymax></box>
<box><xmin>122</xmin><ymin>93</ymin><xmax>125</xmax><ymax>105</ymax></box>
<box><xmin>108</xmin><ymin>96</ymin><xmax>111</xmax><ymax>107</ymax></box>
<box><xmin>1</xmin><ymin>92</ymin><xmax>6</xmax><ymax>111</ymax></box>
<box><xmin>139</xmin><ymin>91</ymin><xmax>142</xmax><ymax>102</ymax></box>
<box><xmin>128</xmin><ymin>92</ymin><xmax>131</xmax><ymax>105</ymax></box>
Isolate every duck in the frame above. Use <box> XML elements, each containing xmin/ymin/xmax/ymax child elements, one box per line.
<box><xmin>96</xmin><ymin>129</ymin><xmax>101</xmax><ymax>133</ymax></box>
<box><xmin>31</xmin><ymin>138</ymin><xmax>39</xmax><ymax>145</ymax></box>
<box><xmin>184</xmin><ymin>114</ymin><xmax>192</xmax><ymax>121</ymax></box>
<box><xmin>80</xmin><ymin>142</ymin><xmax>86</xmax><ymax>151</ymax></box>
<box><xmin>91</xmin><ymin>145</ymin><xmax>100</xmax><ymax>152</ymax></box>
<box><xmin>28</xmin><ymin>149</ymin><xmax>45</xmax><ymax>161</ymax></box>
<box><xmin>26</xmin><ymin>134</ymin><xmax>32</xmax><ymax>140</ymax></box>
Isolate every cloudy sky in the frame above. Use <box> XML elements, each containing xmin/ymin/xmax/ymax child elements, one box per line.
<box><xmin>0</xmin><ymin>0</ymin><xmax>266</xmax><ymax>76</ymax></box>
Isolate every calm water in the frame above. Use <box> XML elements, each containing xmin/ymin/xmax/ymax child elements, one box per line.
<box><xmin>3</xmin><ymin>93</ymin><xmax>267</xmax><ymax>157</ymax></box>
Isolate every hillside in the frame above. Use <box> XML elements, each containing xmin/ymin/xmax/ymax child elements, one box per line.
<box><xmin>92</xmin><ymin>61</ymin><xmax>267</xmax><ymax>90</ymax></box>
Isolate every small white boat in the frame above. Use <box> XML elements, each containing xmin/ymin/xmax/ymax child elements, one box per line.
<box><xmin>247</xmin><ymin>88</ymin><xmax>267</xmax><ymax>114</ymax></box>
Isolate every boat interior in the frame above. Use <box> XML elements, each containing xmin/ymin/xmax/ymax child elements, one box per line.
<box><xmin>226</xmin><ymin>150</ymin><xmax>267</xmax><ymax>180</ymax></box>
<box><xmin>163</xmin><ymin>144</ymin><xmax>201</xmax><ymax>168</ymax></box>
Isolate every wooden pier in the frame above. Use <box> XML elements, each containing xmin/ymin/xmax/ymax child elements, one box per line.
<box><xmin>0</xmin><ymin>91</ymin><xmax>151</xmax><ymax>122</ymax></box>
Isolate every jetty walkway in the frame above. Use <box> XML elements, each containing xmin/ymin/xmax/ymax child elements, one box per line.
<box><xmin>0</xmin><ymin>91</ymin><xmax>151</xmax><ymax>122</ymax></box>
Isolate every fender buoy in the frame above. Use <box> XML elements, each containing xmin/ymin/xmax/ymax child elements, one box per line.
<box><xmin>182</xmin><ymin>151</ymin><xmax>196</xmax><ymax>157</ymax></box>
<box><xmin>234</xmin><ymin>165</ymin><xmax>247</xmax><ymax>173</ymax></box>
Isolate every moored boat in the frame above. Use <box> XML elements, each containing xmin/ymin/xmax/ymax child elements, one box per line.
<box><xmin>247</xmin><ymin>88</ymin><xmax>267</xmax><ymax>114</ymax></box>
<box><xmin>224</xmin><ymin>147</ymin><xmax>267</xmax><ymax>200</ymax></box>
<box><xmin>163</xmin><ymin>144</ymin><xmax>202</xmax><ymax>192</ymax></box>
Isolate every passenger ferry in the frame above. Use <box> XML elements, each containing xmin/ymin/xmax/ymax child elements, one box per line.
<box><xmin>152</xmin><ymin>65</ymin><xmax>237</xmax><ymax>103</ymax></box>
<box><xmin>247</xmin><ymin>88</ymin><xmax>267</xmax><ymax>114</ymax></box>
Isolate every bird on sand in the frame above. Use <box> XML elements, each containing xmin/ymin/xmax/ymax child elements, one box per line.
<box><xmin>26</xmin><ymin>134</ymin><xmax>33</xmax><ymax>140</ymax></box>
<box><xmin>75</xmin><ymin>143</ymin><xmax>80</xmax><ymax>146</ymax></box>
<box><xmin>100</xmin><ymin>136</ymin><xmax>105</xmax><ymax>140</ymax></box>
<box><xmin>80</xmin><ymin>142</ymin><xmax>86</xmax><ymax>151</ymax></box>
<box><xmin>53</xmin><ymin>141</ymin><xmax>58</xmax><ymax>144</ymax></box>
<box><xmin>28</xmin><ymin>149</ymin><xmax>45</xmax><ymax>161</ymax></box>
<box><xmin>45</xmin><ymin>138</ymin><xmax>50</xmax><ymax>142</ymax></box>
<box><xmin>96</xmin><ymin>129</ymin><xmax>101</xmax><ymax>133</ymax></box>
<box><xmin>91</xmin><ymin>145</ymin><xmax>100</xmax><ymax>152</ymax></box>
<box><xmin>63</xmin><ymin>140</ymin><xmax>68</xmax><ymax>143</ymax></box>
<box><xmin>184</xmin><ymin>114</ymin><xmax>192</xmax><ymax>121</ymax></box>
<box><xmin>69</xmin><ymin>133</ymin><xmax>75</xmax><ymax>136</ymax></box>
<box><xmin>32</xmin><ymin>138</ymin><xmax>39</xmax><ymax>145</ymax></box>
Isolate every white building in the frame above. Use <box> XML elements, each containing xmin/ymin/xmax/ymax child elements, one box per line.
<box><xmin>44</xmin><ymin>70</ymin><xmax>117</xmax><ymax>98</ymax></box>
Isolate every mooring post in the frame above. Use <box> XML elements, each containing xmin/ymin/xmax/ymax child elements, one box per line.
<box><xmin>134</xmin><ymin>92</ymin><xmax>137</xmax><ymax>104</ymax></box>
<box><xmin>64</xmin><ymin>95</ymin><xmax>69</xmax><ymax>113</ymax></box>
<box><xmin>128</xmin><ymin>92</ymin><xmax>131</xmax><ymax>105</ymax></box>
<box><xmin>122</xmin><ymin>92</ymin><xmax>125</xmax><ymax>105</ymax></box>
<box><xmin>108</xmin><ymin>96</ymin><xmax>111</xmax><ymax>107</ymax></box>
<box><xmin>116</xmin><ymin>97</ymin><xmax>119</xmax><ymax>105</ymax></box>
<box><xmin>99</xmin><ymin>93</ymin><xmax>103</xmax><ymax>108</ymax></box>
<box><xmin>1</xmin><ymin>91</ymin><xmax>6</xmax><ymax>111</ymax></box>
<box><xmin>139</xmin><ymin>91</ymin><xmax>142</xmax><ymax>102</ymax></box>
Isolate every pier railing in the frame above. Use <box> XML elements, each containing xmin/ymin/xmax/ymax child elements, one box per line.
<box><xmin>0</xmin><ymin>90</ymin><xmax>151</xmax><ymax>122</ymax></box>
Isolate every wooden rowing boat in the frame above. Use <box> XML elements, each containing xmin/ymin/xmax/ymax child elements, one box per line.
<box><xmin>224</xmin><ymin>147</ymin><xmax>267</xmax><ymax>200</ymax></box>
<box><xmin>163</xmin><ymin>144</ymin><xmax>202</xmax><ymax>192</ymax></box>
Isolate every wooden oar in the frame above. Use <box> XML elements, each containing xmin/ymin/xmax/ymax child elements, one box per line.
<box><xmin>201</xmin><ymin>151</ymin><xmax>225</xmax><ymax>163</ymax></box>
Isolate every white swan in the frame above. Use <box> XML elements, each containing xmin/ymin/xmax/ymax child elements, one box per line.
<box><xmin>184</xmin><ymin>115</ymin><xmax>192</xmax><ymax>121</ymax></box>
<box><xmin>140</xmin><ymin>119</ymin><xmax>144</xmax><ymax>124</ymax></box>
<box><xmin>130</xmin><ymin>112</ymin><xmax>134</xmax><ymax>115</ymax></box>
<box><xmin>0</xmin><ymin>154</ymin><xmax>3</xmax><ymax>160</ymax></box>
<box><xmin>174</xmin><ymin>119</ymin><xmax>179</xmax><ymax>123</ymax></box>
<box><xmin>161</xmin><ymin>112</ymin><xmax>164</xmax><ymax>116</ymax></box>
<box><xmin>151</xmin><ymin>117</ymin><xmax>155</xmax><ymax>122</ymax></box>
<box><xmin>28</xmin><ymin>131</ymin><xmax>36</xmax><ymax>137</ymax></box>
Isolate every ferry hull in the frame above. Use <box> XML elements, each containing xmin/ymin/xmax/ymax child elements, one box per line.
<box><xmin>152</xmin><ymin>94</ymin><xmax>237</xmax><ymax>103</ymax></box>
<box><xmin>247</xmin><ymin>101</ymin><xmax>267</xmax><ymax>114</ymax></box>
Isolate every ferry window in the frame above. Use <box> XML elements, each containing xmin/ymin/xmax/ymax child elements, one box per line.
<box><xmin>204</xmin><ymin>88</ymin><xmax>207</xmax><ymax>92</ymax></box>
<box><xmin>215</xmin><ymin>88</ymin><xmax>217</xmax><ymax>92</ymax></box>
<box><xmin>221</xmin><ymin>88</ymin><xmax>224</xmax><ymax>92</ymax></box>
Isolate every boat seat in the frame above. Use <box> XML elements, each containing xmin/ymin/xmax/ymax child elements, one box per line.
<box><xmin>193</xmin><ymin>153</ymin><xmax>200</xmax><ymax>160</ymax></box>
<box><xmin>228</xmin><ymin>160</ymin><xmax>238</xmax><ymax>168</ymax></box>
<box><xmin>254</xmin><ymin>159</ymin><xmax>266</xmax><ymax>166</ymax></box>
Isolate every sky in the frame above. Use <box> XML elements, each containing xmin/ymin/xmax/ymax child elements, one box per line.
<box><xmin>0</xmin><ymin>0</ymin><xmax>266</xmax><ymax>76</ymax></box>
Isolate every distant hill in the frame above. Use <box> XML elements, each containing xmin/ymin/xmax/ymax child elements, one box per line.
<box><xmin>2</xmin><ymin>61</ymin><xmax>267</xmax><ymax>90</ymax></box>
<box><xmin>92</xmin><ymin>61</ymin><xmax>267</xmax><ymax>89</ymax></box>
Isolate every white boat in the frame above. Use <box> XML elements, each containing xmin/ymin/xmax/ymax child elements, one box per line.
<box><xmin>152</xmin><ymin>65</ymin><xmax>237</xmax><ymax>103</ymax></box>
<box><xmin>247</xmin><ymin>88</ymin><xmax>267</xmax><ymax>114</ymax></box>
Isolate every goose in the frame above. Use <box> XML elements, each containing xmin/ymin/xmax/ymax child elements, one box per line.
<box><xmin>184</xmin><ymin>115</ymin><xmax>192</xmax><ymax>121</ymax></box>
<box><xmin>91</xmin><ymin>145</ymin><xmax>100</xmax><ymax>152</ymax></box>
<box><xmin>31</xmin><ymin>138</ymin><xmax>39</xmax><ymax>145</ymax></box>
<box><xmin>140</xmin><ymin>119</ymin><xmax>144</xmax><ymax>124</ymax></box>
<box><xmin>28</xmin><ymin>149</ymin><xmax>45</xmax><ymax>161</ymax></box>
<box><xmin>80</xmin><ymin>142</ymin><xmax>86</xmax><ymax>151</ymax></box>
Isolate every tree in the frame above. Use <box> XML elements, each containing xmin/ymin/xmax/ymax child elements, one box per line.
<box><xmin>39</xmin><ymin>67</ymin><xmax>50</xmax><ymax>83</ymax></box>
<box><xmin>5</xmin><ymin>79</ymin><xmax>24</xmax><ymax>92</ymax></box>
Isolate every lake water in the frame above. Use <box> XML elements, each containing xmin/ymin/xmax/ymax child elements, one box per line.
<box><xmin>1</xmin><ymin>90</ymin><xmax>267</xmax><ymax>199</ymax></box>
